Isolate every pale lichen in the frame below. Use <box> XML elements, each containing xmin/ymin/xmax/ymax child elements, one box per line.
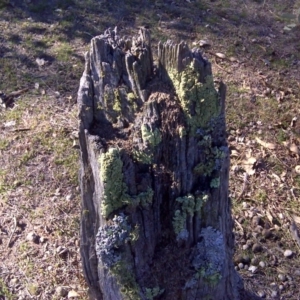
<box><xmin>135</xmin><ymin>187</ymin><xmax>154</xmax><ymax>208</ymax></box>
<box><xmin>127</xmin><ymin>92</ymin><xmax>138</xmax><ymax>111</ymax></box>
<box><xmin>99</xmin><ymin>148</ymin><xmax>131</xmax><ymax>218</ymax></box>
<box><xmin>113</xmin><ymin>88</ymin><xmax>122</xmax><ymax>112</ymax></box>
<box><xmin>95</xmin><ymin>214</ymin><xmax>141</xmax><ymax>299</ymax></box>
<box><xmin>210</xmin><ymin>177</ymin><xmax>220</xmax><ymax>188</ymax></box>
<box><xmin>141</xmin><ymin>124</ymin><xmax>162</xmax><ymax>147</ymax></box>
<box><xmin>193</xmin><ymin>144</ymin><xmax>226</xmax><ymax>177</ymax></box>
<box><xmin>167</xmin><ymin>60</ymin><xmax>220</xmax><ymax>133</ymax></box>
<box><xmin>191</xmin><ymin>227</ymin><xmax>224</xmax><ymax>287</ymax></box>
<box><xmin>132</xmin><ymin>149</ymin><xmax>152</xmax><ymax>164</ymax></box>
<box><xmin>145</xmin><ymin>286</ymin><xmax>165</xmax><ymax>300</ymax></box>
<box><xmin>172</xmin><ymin>193</ymin><xmax>208</xmax><ymax>235</ymax></box>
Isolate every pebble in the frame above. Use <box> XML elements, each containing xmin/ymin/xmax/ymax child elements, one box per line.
<box><xmin>259</xmin><ymin>261</ymin><xmax>266</xmax><ymax>268</ymax></box>
<box><xmin>26</xmin><ymin>232</ymin><xmax>39</xmax><ymax>243</ymax></box>
<box><xmin>248</xmin><ymin>211</ymin><xmax>254</xmax><ymax>218</ymax></box>
<box><xmin>294</xmin><ymin>269</ymin><xmax>300</xmax><ymax>276</ymax></box>
<box><xmin>248</xmin><ymin>265</ymin><xmax>257</xmax><ymax>273</ymax></box>
<box><xmin>258</xmin><ymin>291</ymin><xmax>266</xmax><ymax>298</ymax></box>
<box><xmin>242</xmin><ymin>201</ymin><xmax>249</xmax><ymax>209</ymax></box>
<box><xmin>246</xmin><ymin>239</ymin><xmax>253</xmax><ymax>246</ymax></box>
<box><xmin>262</xmin><ymin>229</ymin><xmax>272</xmax><ymax>239</ymax></box>
<box><xmin>10</xmin><ymin>278</ymin><xmax>18</xmax><ymax>285</ymax></box>
<box><xmin>242</xmin><ymin>244</ymin><xmax>248</xmax><ymax>250</ymax></box>
<box><xmin>279</xmin><ymin>284</ymin><xmax>284</xmax><ymax>291</ymax></box>
<box><xmin>252</xmin><ymin>216</ymin><xmax>263</xmax><ymax>227</ymax></box>
<box><xmin>271</xmin><ymin>290</ymin><xmax>278</xmax><ymax>297</ymax></box>
<box><xmin>251</xmin><ymin>257</ymin><xmax>259</xmax><ymax>265</ymax></box>
<box><xmin>252</xmin><ymin>243</ymin><xmax>263</xmax><ymax>253</ymax></box>
<box><xmin>66</xmin><ymin>194</ymin><xmax>73</xmax><ymax>201</ymax></box>
<box><xmin>284</xmin><ymin>249</ymin><xmax>293</xmax><ymax>258</ymax></box>
<box><xmin>278</xmin><ymin>274</ymin><xmax>286</xmax><ymax>281</ymax></box>
<box><xmin>270</xmin><ymin>282</ymin><xmax>277</xmax><ymax>289</ymax></box>
<box><xmin>56</xmin><ymin>286</ymin><xmax>68</xmax><ymax>297</ymax></box>
<box><xmin>39</xmin><ymin>236</ymin><xmax>47</xmax><ymax>243</ymax></box>
<box><xmin>238</xmin><ymin>263</ymin><xmax>244</xmax><ymax>269</ymax></box>
<box><xmin>254</xmin><ymin>225</ymin><xmax>263</xmax><ymax>233</ymax></box>
<box><xmin>242</xmin><ymin>256</ymin><xmax>251</xmax><ymax>264</ymax></box>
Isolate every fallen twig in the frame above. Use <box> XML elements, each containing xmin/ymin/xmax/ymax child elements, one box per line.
<box><xmin>6</xmin><ymin>216</ymin><xmax>17</xmax><ymax>248</ymax></box>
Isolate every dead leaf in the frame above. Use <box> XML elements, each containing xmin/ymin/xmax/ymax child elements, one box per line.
<box><xmin>68</xmin><ymin>290</ymin><xmax>79</xmax><ymax>298</ymax></box>
<box><xmin>199</xmin><ymin>40</ymin><xmax>211</xmax><ymax>47</ymax></box>
<box><xmin>231</xmin><ymin>149</ymin><xmax>239</xmax><ymax>157</ymax></box>
<box><xmin>229</xmin><ymin>56</ymin><xmax>238</xmax><ymax>62</ymax></box>
<box><xmin>255</xmin><ymin>137</ymin><xmax>276</xmax><ymax>150</ymax></box>
<box><xmin>266</xmin><ymin>210</ymin><xmax>273</xmax><ymax>224</ymax></box>
<box><xmin>242</xmin><ymin>156</ymin><xmax>256</xmax><ymax>175</ymax></box>
<box><xmin>36</xmin><ymin>58</ymin><xmax>47</xmax><ymax>66</ymax></box>
<box><xmin>292</xmin><ymin>215</ymin><xmax>300</xmax><ymax>223</ymax></box>
<box><xmin>271</xmin><ymin>173</ymin><xmax>281</xmax><ymax>183</ymax></box>
<box><xmin>283</xmin><ymin>141</ymin><xmax>290</xmax><ymax>147</ymax></box>
<box><xmin>289</xmin><ymin>144</ymin><xmax>299</xmax><ymax>154</ymax></box>
<box><xmin>215</xmin><ymin>52</ymin><xmax>226</xmax><ymax>59</ymax></box>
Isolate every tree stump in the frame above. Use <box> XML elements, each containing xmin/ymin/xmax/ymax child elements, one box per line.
<box><xmin>78</xmin><ymin>27</ymin><xmax>254</xmax><ymax>300</ymax></box>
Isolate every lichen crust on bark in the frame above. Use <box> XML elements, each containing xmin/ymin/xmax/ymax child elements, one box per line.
<box><xmin>99</xmin><ymin>148</ymin><xmax>131</xmax><ymax>218</ymax></box>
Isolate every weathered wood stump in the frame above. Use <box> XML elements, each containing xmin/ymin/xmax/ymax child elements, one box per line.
<box><xmin>78</xmin><ymin>27</ymin><xmax>254</xmax><ymax>300</ymax></box>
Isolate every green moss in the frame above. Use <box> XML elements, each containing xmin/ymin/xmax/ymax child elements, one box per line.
<box><xmin>141</xmin><ymin>125</ymin><xmax>161</xmax><ymax>147</ymax></box>
<box><xmin>99</xmin><ymin>148</ymin><xmax>131</xmax><ymax>218</ymax></box>
<box><xmin>168</xmin><ymin>61</ymin><xmax>220</xmax><ymax>133</ymax></box>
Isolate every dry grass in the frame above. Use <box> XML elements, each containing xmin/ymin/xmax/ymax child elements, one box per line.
<box><xmin>0</xmin><ymin>0</ymin><xmax>300</xmax><ymax>299</ymax></box>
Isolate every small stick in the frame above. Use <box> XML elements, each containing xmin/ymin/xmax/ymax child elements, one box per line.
<box><xmin>6</xmin><ymin>217</ymin><xmax>17</xmax><ymax>248</ymax></box>
<box><xmin>236</xmin><ymin>172</ymin><xmax>248</xmax><ymax>201</ymax></box>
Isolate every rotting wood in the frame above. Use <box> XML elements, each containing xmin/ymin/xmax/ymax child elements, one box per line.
<box><xmin>77</xmin><ymin>27</ymin><xmax>260</xmax><ymax>300</ymax></box>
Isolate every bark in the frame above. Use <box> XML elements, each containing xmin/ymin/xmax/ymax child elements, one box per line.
<box><xmin>78</xmin><ymin>27</ymin><xmax>257</xmax><ymax>300</ymax></box>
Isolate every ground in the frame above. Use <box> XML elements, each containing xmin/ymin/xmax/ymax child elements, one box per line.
<box><xmin>0</xmin><ymin>0</ymin><xmax>300</xmax><ymax>299</ymax></box>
